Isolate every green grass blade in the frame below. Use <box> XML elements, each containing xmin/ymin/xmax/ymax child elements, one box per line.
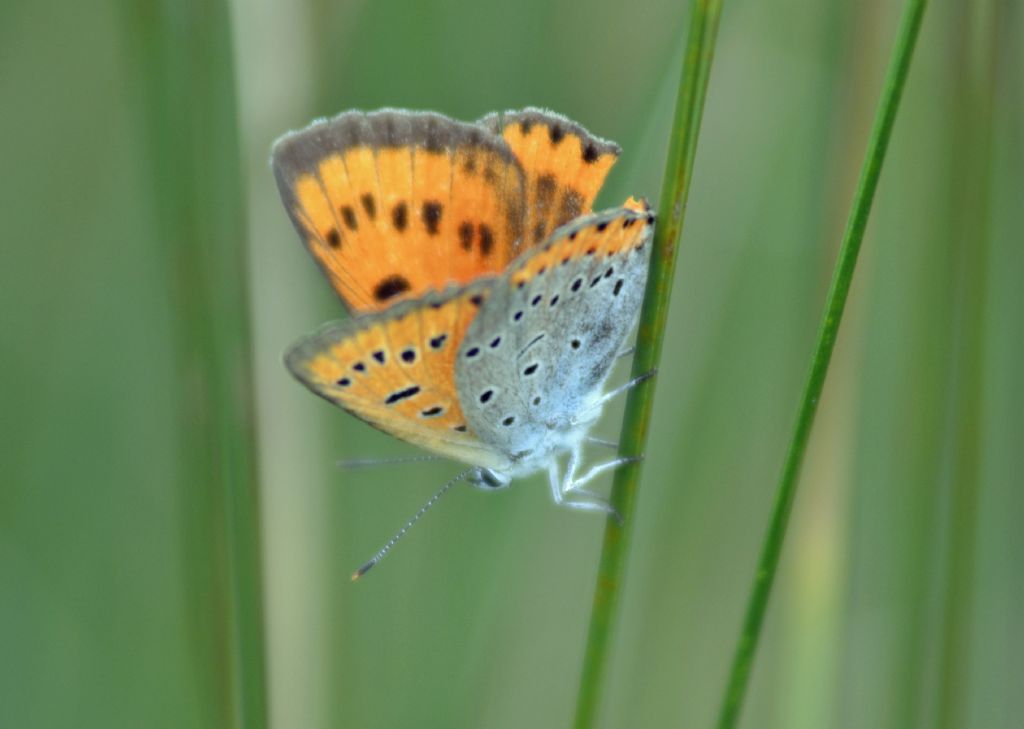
<box><xmin>128</xmin><ymin>1</ymin><xmax>268</xmax><ymax>726</ymax></box>
<box><xmin>713</xmin><ymin>1</ymin><xmax>929</xmax><ymax>728</ymax></box>
<box><xmin>571</xmin><ymin>2</ymin><xmax>724</xmax><ymax>727</ymax></box>
<box><xmin>935</xmin><ymin>1</ymin><xmax>997</xmax><ymax>726</ymax></box>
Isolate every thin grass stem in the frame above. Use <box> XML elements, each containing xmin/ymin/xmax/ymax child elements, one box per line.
<box><xmin>713</xmin><ymin>1</ymin><xmax>928</xmax><ymax>727</ymax></box>
<box><xmin>571</xmin><ymin>2</ymin><xmax>724</xmax><ymax>727</ymax></box>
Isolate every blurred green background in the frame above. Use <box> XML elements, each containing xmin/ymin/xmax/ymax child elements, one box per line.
<box><xmin>2</xmin><ymin>0</ymin><xmax>1021</xmax><ymax>727</ymax></box>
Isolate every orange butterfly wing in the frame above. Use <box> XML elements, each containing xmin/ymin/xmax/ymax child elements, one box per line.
<box><xmin>478</xmin><ymin>108</ymin><xmax>621</xmax><ymax>246</ymax></box>
<box><xmin>284</xmin><ymin>280</ymin><xmax>511</xmax><ymax>471</ymax></box>
<box><xmin>272</xmin><ymin>110</ymin><xmax>527</xmax><ymax>313</ymax></box>
<box><xmin>505</xmin><ymin>197</ymin><xmax>652</xmax><ymax>289</ymax></box>
<box><xmin>273</xmin><ymin>109</ymin><xmax>622</xmax><ymax>315</ymax></box>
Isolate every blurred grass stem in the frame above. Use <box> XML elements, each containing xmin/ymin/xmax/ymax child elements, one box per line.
<box><xmin>129</xmin><ymin>0</ymin><xmax>269</xmax><ymax>726</ymax></box>
<box><xmin>713</xmin><ymin>1</ymin><xmax>928</xmax><ymax>727</ymax></box>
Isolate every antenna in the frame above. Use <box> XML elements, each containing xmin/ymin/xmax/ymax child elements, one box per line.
<box><xmin>351</xmin><ymin>468</ymin><xmax>473</xmax><ymax>581</ymax></box>
<box><xmin>337</xmin><ymin>454</ymin><xmax>443</xmax><ymax>469</ymax></box>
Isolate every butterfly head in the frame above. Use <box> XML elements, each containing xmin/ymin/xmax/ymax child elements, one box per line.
<box><xmin>467</xmin><ymin>467</ymin><xmax>512</xmax><ymax>491</ymax></box>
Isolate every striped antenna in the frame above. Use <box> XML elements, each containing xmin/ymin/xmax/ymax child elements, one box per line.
<box><xmin>337</xmin><ymin>454</ymin><xmax>443</xmax><ymax>469</ymax></box>
<box><xmin>351</xmin><ymin>468</ymin><xmax>474</xmax><ymax>581</ymax></box>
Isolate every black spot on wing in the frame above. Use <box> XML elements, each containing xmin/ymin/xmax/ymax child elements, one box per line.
<box><xmin>422</xmin><ymin>201</ymin><xmax>443</xmax><ymax>235</ymax></box>
<box><xmin>385</xmin><ymin>385</ymin><xmax>420</xmax><ymax>404</ymax></box>
<box><xmin>458</xmin><ymin>221</ymin><xmax>474</xmax><ymax>251</ymax></box>
<box><xmin>392</xmin><ymin>202</ymin><xmax>408</xmax><ymax>231</ymax></box>
<box><xmin>558</xmin><ymin>189</ymin><xmax>583</xmax><ymax>226</ymax></box>
<box><xmin>341</xmin><ymin>205</ymin><xmax>358</xmax><ymax>231</ymax></box>
<box><xmin>361</xmin><ymin>193</ymin><xmax>376</xmax><ymax>220</ymax></box>
<box><xmin>478</xmin><ymin>224</ymin><xmax>494</xmax><ymax>256</ymax></box>
<box><xmin>374</xmin><ymin>275</ymin><xmax>411</xmax><ymax>302</ymax></box>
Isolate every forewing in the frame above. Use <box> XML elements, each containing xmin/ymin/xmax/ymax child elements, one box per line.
<box><xmin>478</xmin><ymin>108</ymin><xmax>620</xmax><ymax>248</ymax></box>
<box><xmin>273</xmin><ymin>110</ymin><xmax>527</xmax><ymax>313</ymax></box>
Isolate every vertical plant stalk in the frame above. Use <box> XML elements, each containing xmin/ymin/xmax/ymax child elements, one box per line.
<box><xmin>714</xmin><ymin>1</ymin><xmax>928</xmax><ymax>728</ymax></box>
<box><xmin>935</xmin><ymin>0</ymin><xmax>996</xmax><ymax>726</ymax></box>
<box><xmin>572</xmin><ymin>2</ymin><xmax>724</xmax><ymax>727</ymax></box>
<box><xmin>127</xmin><ymin>1</ymin><xmax>268</xmax><ymax>727</ymax></box>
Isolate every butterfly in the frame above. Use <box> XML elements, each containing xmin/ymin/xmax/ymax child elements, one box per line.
<box><xmin>272</xmin><ymin>108</ymin><xmax>654</xmax><ymax>570</ymax></box>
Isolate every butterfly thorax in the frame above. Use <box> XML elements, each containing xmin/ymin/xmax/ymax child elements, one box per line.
<box><xmin>469</xmin><ymin>404</ymin><xmax>600</xmax><ymax>487</ymax></box>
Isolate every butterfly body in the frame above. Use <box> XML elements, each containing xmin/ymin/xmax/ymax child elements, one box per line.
<box><xmin>274</xmin><ymin>108</ymin><xmax>654</xmax><ymax>513</ymax></box>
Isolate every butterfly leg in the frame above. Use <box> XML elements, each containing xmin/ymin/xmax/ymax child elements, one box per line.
<box><xmin>567</xmin><ymin>455</ymin><xmax>642</xmax><ymax>492</ymax></box>
<box><xmin>570</xmin><ymin>369</ymin><xmax>657</xmax><ymax>425</ymax></box>
<box><xmin>546</xmin><ymin>461</ymin><xmax>618</xmax><ymax>517</ymax></box>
